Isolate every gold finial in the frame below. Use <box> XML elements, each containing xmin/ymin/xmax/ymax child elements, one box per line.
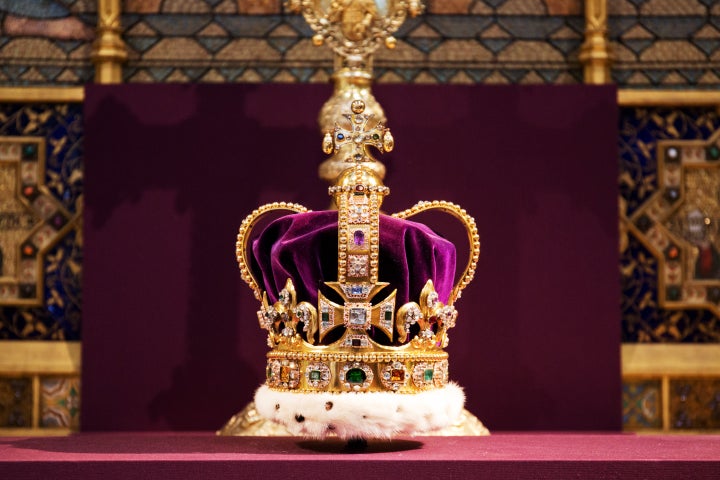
<box><xmin>285</xmin><ymin>0</ymin><xmax>425</xmax><ymax>185</ymax></box>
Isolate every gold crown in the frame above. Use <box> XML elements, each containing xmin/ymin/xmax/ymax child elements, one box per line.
<box><xmin>236</xmin><ymin>100</ymin><xmax>479</xmax><ymax>399</ymax></box>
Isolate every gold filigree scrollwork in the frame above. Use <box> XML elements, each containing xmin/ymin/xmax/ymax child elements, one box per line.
<box><xmin>286</xmin><ymin>0</ymin><xmax>423</xmax><ymax>67</ymax></box>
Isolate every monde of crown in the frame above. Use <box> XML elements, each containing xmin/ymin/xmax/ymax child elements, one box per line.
<box><xmin>234</xmin><ymin>99</ymin><xmax>481</xmax><ymax>439</ymax></box>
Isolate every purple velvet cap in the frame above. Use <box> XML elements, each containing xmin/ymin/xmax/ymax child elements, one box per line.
<box><xmin>251</xmin><ymin>211</ymin><xmax>456</xmax><ymax>306</ymax></box>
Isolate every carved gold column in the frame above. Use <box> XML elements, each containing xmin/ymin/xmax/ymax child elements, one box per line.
<box><xmin>92</xmin><ymin>0</ymin><xmax>127</xmax><ymax>84</ymax></box>
<box><xmin>579</xmin><ymin>0</ymin><xmax>612</xmax><ymax>84</ymax></box>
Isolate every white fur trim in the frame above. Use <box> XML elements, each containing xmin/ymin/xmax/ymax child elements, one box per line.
<box><xmin>254</xmin><ymin>383</ymin><xmax>465</xmax><ymax>440</ymax></box>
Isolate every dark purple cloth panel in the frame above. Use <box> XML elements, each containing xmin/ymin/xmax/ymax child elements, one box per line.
<box><xmin>82</xmin><ymin>84</ymin><xmax>620</xmax><ymax>431</ymax></box>
<box><xmin>252</xmin><ymin>211</ymin><xmax>456</xmax><ymax>305</ymax></box>
<box><xmin>3</xmin><ymin>434</ymin><xmax>720</xmax><ymax>479</ymax></box>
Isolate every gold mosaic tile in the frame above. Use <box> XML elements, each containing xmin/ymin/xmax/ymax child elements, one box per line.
<box><xmin>640</xmin><ymin>0</ymin><xmax>707</xmax><ymax>16</ymax></box>
<box><xmin>40</xmin><ymin>376</ymin><xmax>80</xmax><ymax>429</ymax></box>
<box><xmin>237</xmin><ymin>68</ymin><xmax>263</xmax><ymax>82</ymax></box>
<box><xmin>165</xmin><ymin>69</ymin><xmax>191</xmax><ymax>82</ymax></box>
<box><xmin>639</xmin><ymin>40</ymin><xmax>707</xmax><ymax>62</ymax></box>
<box><xmin>498</xmin><ymin>0</ymin><xmax>549</xmax><ymax>15</ymax></box>
<box><xmin>428</xmin><ymin>40</ymin><xmax>493</xmax><ymax>62</ymax></box>
<box><xmin>0</xmin><ymin>377</ymin><xmax>32</xmax><ymax>428</ymax></box>
<box><xmin>126</xmin><ymin>21</ymin><xmax>158</xmax><ymax>36</ymax></box>
<box><xmin>414</xmin><ymin>71</ymin><xmax>438</xmax><ymax>83</ymax></box>
<box><xmin>124</xmin><ymin>0</ymin><xmax>162</xmax><ymax>13</ymax></box>
<box><xmin>497</xmin><ymin>41</ymin><xmax>564</xmax><ymax>62</ymax></box>
<box><xmin>216</xmin><ymin>38</ymin><xmax>283</xmax><ymax>61</ymax></box>
<box><xmin>198</xmin><ymin>22</ymin><xmax>229</xmax><ymax>36</ymax></box>
<box><xmin>284</xmin><ymin>39</ymin><xmax>334</xmax><ymax>61</ymax></box>
<box><xmin>699</xmin><ymin>71</ymin><xmax>720</xmax><ymax>84</ymax></box>
<box><xmin>545</xmin><ymin>0</ymin><xmax>581</xmax><ymax>15</ymax></box>
<box><xmin>143</xmin><ymin>38</ymin><xmax>211</xmax><ymax>61</ymax></box>
<box><xmin>1</xmin><ymin>39</ymin><xmax>67</xmax><ymax>60</ymax></box>
<box><xmin>127</xmin><ymin>69</ymin><xmax>155</xmax><ymax>82</ymax></box>
<box><xmin>661</xmin><ymin>71</ymin><xmax>689</xmax><ymax>85</ymax></box>
<box><xmin>608</xmin><ymin>0</ymin><xmax>637</xmax><ymax>15</ymax></box>
<box><xmin>200</xmin><ymin>68</ymin><xmax>226</xmax><ymax>82</ymax></box>
<box><xmin>484</xmin><ymin>70</ymin><xmax>511</xmax><ymax>83</ymax></box>
<box><xmin>161</xmin><ymin>0</ymin><xmax>211</xmax><ymax>13</ymax></box>
<box><xmin>214</xmin><ymin>0</ymin><xmax>238</xmax><ymax>14</ymax></box>
<box><xmin>428</xmin><ymin>0</ymin><xmax>473</xmax><ymax>14</ymax></box>
<box><xmin>237</xmin><ymin>0</ymin><xmax>281</xmax><ymax>14</ymax></box>
<box><xmin>470</xmin><ymin>2</ymin><xmax>493</xmax><ymax>14</ymax></box>
<box><xmin>449</xmin><ymin>70</ymin><xmax>474</xmax><ymax>84</ymax></box>
<box><xmin>670</xmin><ymin>378</ymin><xmax>720</xmax><ymax>429</ymax></box>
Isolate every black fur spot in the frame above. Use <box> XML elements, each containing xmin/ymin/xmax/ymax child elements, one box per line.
<box><xmin>327</xmin><ymin>424</ymin><xmax>336</xmax><ymax>431</ymax></box>
<box><xmin>275</xmin><ymin>404</ymin><xmax>280</xmax><ymax>410</ymax></box>
<box><xmin>295</xmin><ymin>414</ymin><xmax>305</xmax><ymax>423</ymax></box>
<box><xmin>325</xmin><ymin>401</ymin><xmax>333</xmax><ymax>411</ymax></box>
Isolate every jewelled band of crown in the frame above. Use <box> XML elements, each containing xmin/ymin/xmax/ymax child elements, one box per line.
<box><xmin>236</xmin><ymin>202</ymin><xmax>311</xmax><ymax>300</ymax></box>
<box><xmin>393</xmin><ymin>201</ymin><xmax>480</xmax><ymax>304</ymax></box>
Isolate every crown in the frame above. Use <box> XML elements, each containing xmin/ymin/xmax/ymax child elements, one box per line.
<box><xmin>236</xmin><ymin>100</ymin><xmax>480</xmax><ymax>440</ymax></box>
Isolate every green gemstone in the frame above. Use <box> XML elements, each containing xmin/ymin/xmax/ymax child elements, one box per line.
<box><xmin>424</xmin><ymin>368</ymin><xmax>434</xmax><ymax>382</ymax></box>
<box><xmin>346</xmin><ymin>368</ymin><xmax>366</xmax><ymax>384</ymax></box>
<box><xmin>321</xmin><ymin>311</ymin><xmax>330</xmax><ymax>323</ymax></box>
<box><xmin>266</xmin><ymin>365</ymin><xmax>274</xmax><ymax>380</ymax></box>
<box><xmin>372</xmin><ymin>133</ymin><xmax>380</xmax><ymax>140</ymax></box>
<box><xmin>708</xmin><ymin>145</ymin><xmax>720</xmax><ymax>160</ymax></box>
<box><xmin>384</xmin><ymin>310</ymin><xmax>392</xmax><ymax>321</ymax></box>
<box><xmin>309</xmin><ymin>370</ymin><xmax>322</xmax><ymax>381</ymax></box>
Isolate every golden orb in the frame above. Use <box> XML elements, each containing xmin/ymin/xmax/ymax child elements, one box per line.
<box><xmin>351</xmin><ymin>100</ymin><xmax>366</xmax><ymax>114</ymax></box>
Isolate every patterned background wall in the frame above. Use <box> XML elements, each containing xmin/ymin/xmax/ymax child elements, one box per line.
<box><xmin>1</xmin><ymin>0</ymin><xmax>719</xmax><ymax>433</ymax></box>
<box><xmin>1</xmin><ymin>0</ymin><xmax>719</xmax><ymax>87</ymax></box>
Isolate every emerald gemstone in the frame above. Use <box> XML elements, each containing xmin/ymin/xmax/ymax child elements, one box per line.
<box><xmin>708</xmin><ymin>145</ymin><xmax>720</xmax><ymax>160</ymax></box>
<box><xmin>346</xmin><ymin>368</ymin><xmax>366</xmax><ymax>384</ymax></box>
<box><xmin>384</xmin><ymin>310</ymin><xmax>392</xmax><ymax>321</ymax></box>
<box><xmin>321</xmin><ymin>311</ymin><xmax>330</xmax><ymax>323</ymax></box>
<box><xmin>266</xmin><ymin>365</ymin><xmax>274</xmax><ymax>380</ymax></box>
<box><xmin>423</xmin><ymin>368</ymin><xmax>434</xmax><ymax>382</ymax></box>
<box><xmin>373</xmin><ymin>134</ymin><xmax>380</xmax><ymax>140</ymax></box>
<box><xmin>309</xmin><ymin>370</ymin><xmax>321</xmax><ymax>381</ymax></box>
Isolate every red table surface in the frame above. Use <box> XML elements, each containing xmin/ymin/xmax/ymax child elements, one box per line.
<box><xmin>1</xmin><ymin>432</ymin><xmax>719</xmax><ymax>479</ymax></box>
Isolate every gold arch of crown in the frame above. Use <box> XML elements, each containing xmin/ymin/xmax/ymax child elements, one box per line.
<box><xmin>236</xmin><ymin>101</ymin><xmax>479</xmax><ymax>394</ymax></box>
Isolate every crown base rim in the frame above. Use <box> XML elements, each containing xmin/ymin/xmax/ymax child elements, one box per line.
<box><xmin>254</xmin><ymin>382</ymin><xmax>466</xmax><ymax>440</ymax></box>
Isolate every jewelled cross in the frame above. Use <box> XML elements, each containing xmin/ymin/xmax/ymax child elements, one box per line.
<box><xmin>322</xmin><ymin>100</ymin><xmax>394</xmax><ymax>163</ymax></box>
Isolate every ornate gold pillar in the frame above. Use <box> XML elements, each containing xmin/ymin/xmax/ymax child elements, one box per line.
<box><xmin>579</xmin><ymin>0</ymin><xmax>612</xmax><ymax>84</ymax></box>
<box><xmin>92</xmin><ymin>0</ymin><xmax>127</xmax><ymax>84</ymax></box>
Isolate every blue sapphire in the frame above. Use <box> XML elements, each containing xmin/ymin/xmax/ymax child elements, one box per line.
<box><xmin>337</xmin><ymin>133</ymin><xmax>345</xmax><ymax>140</ymax></box>
<box><xmin>351</xmin><ymin>285</ymin><xmax>363</xmax><ymax>295</ymax></box>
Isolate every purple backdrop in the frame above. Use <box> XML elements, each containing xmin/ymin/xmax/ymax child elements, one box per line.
<box><xmin>82</xmin><ymin>84</ymin><xmax>620</xmax><ymax>431</ymax></box>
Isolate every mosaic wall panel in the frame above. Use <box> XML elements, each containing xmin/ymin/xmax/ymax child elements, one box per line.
<box><xmin>622</xmin><ymin>377</ymin><xmax>662</xmax><ymax>429</ymax></box>
<box><xmin>0</xmin><ymin>376</ymin><xmax>32</xmax><ymax>427</ymax></box>
<box><xmin>0</xmin><ymin>1</ymin><xmax>96</xmax><ymax>85</ymax></box>
<box><xmin>620</xmin><ymin>107</ymin><xmax>720</xmax><ymax>342</ymax></box>
<box><xmin>609</xmin><ymin>0</ymin><xmax>720</xmax><ymax>88</ymax></box>
<box><xmin>40</xmin><ymin>376</ymin><xmax>80</xmax><ymax>428</ymax></box>
<box><xmin>0</xmin><ymin>104</ymin><xmax>83</xmax><ymax>340</ymax></box>
<box><xmin>120</xmin><ymin>0</ymin><xmax>584</xmax><ymax>84</ymax></box>
<box><xmin>670</xmin><ymin>377</ymin><xmax>720</xmax><ymax>429</ymax></box>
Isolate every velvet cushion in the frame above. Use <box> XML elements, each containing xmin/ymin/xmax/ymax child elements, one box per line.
<box><xmin>251</xmin><ymin>211</ymin><xmax>456</xmax><ymax>306</ymax></box>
